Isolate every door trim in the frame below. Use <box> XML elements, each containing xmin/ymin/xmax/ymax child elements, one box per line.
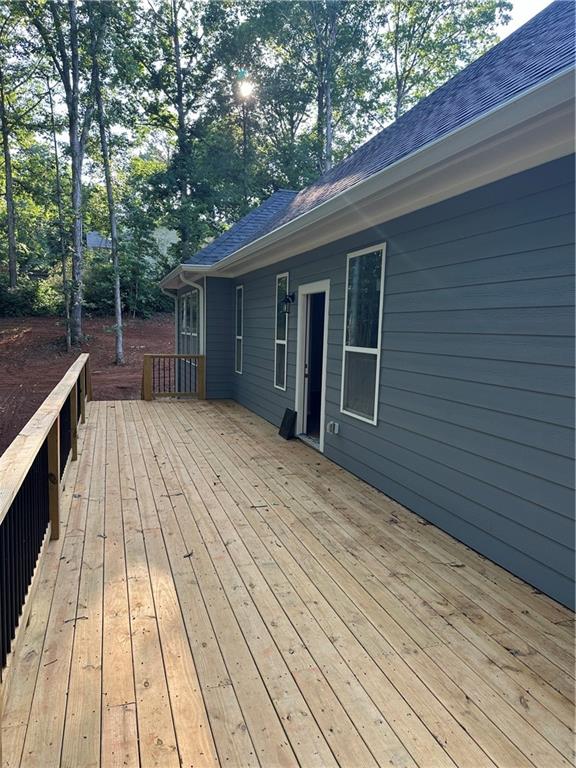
<box><xmin>295</xmin><ymin>279</ymin><xmax>330</xmax><ymax>453</ymax></box>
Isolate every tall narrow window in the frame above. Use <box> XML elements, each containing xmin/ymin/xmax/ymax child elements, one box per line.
<box><xmin>189</xmin><ymin>287</ymin><xmax>199</xmax><ymax>355</ymax></box>
<box><xmin>235</xmin><ymin>285</ymin><xmax>243</xmax><ymax>374</ymax></box>
<box><xmin>179</xmin><ymin>286</ymin><xmax>202</xmax><ymax>355</ymax></box>
<box><xmin>274</xmin><ymin>273</ymin><xmax>289</xmax><ymax>390</ymax></box>
<box><xmin>341</xmin><ymin>244</ymin><xmax>386</xmax><ymax>424</ymax></box>
<box><xmin>179</xmin><ymin>294</ymin><xmax>190</xmax><ymax>354</ymax></box>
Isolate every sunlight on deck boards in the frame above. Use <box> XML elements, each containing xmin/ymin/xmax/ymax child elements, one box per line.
<box><xmin>1</xmin><ymin>399</ymin><xmax>574</xmax><ymax>768</ymax></box>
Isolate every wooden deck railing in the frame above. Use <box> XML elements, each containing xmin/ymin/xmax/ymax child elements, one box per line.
<box><xmin>141</xmin><ymin>353</ymin><xmax>205</xmax><ymax>401</ymax></box>
<box><xmin>0</xmin><ymin>354</ymin><xmax>91</xmax><ymax>708</ymax></box>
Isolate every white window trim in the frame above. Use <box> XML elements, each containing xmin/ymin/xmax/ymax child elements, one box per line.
<box><xmin>340</xmin><ymin>243</ymin><xmax>386</xmax><ymax>426</ymax></box>
<box><xmin>274</xmin><ymin>272</ymin><xmax>289</xmax><ymax>391</ymax></box>
<box><xmin>235</xmin><ymin>284</ymin><xmax>243</xmax><ymax>374</ymax></box>
<box><xmin>178</xmin><ymin>283</ymin><xmax>204</xmax><ymax>356</ymax></box>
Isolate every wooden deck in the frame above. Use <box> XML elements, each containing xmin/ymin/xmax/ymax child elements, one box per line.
<box><xmin>1</xmin><ymin>399</ymin><xmax>574</xmax><ymax>768</ymax></box>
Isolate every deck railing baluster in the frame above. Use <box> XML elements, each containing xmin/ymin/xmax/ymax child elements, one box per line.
<box><xmin>0</xmin><ymin>355</ymin><xmax>88</xmax><ymax>700</ymax></box>
<box><xmin>141</xmin><ymin>354</ymin><xmax>205</xmax><ymax>401</ymax></box>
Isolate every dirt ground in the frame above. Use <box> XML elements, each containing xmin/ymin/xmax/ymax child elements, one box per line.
<box><xmin>0</xmin><ymin>314</ymin><xmax>174</xmax><ymax>455</ymax></box>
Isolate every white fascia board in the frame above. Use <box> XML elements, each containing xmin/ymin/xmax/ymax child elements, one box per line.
<box><xmin>159</xmin><ymin>263</ymin><xmax>212</xmax><ymax>290</ymax></box>
<box><xmin>161</xmin><ymin>67</ymin><xmax>574</xmax><ymax>285</ymax></box>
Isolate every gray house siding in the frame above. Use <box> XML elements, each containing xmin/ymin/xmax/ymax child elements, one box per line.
<box><xmin>215</xmin><ymin>155</ymin><xmax>575</xmax><ymax>608</ymax></box>
<box><xmin>205</xmin><ymin>277</ymin><xmax>235</xmax><ymax>399</ymax></box>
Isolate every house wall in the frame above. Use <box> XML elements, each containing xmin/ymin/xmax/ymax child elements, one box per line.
<box><xmin>212</xmin><ymin>154</ymin><xmax>575</xmax><ymax>608</ymax></box>
<box><xmin>205</xmin><ymin>277</ymin><xmax>235</xmax><ymax>398</ymax></box>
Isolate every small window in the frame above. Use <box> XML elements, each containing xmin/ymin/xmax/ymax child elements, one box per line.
<box><xmin>235</xmin><ymin>285</ymin><xmax>243</xmax><ymax>374</ymax></box>
<box><xmin>274</xmin><ymin>273</ymin><xmax>288</xmax><ymax>390</ymax></box>
<box><xmin>340</xmin><ymin>244</ymin><xmax>386</xmax><ymax>424</ymax></box>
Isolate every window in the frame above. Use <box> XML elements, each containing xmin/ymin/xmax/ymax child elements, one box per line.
<box><xmin>189</xmin><ymin>287</ymin><xmax>199</xmax><ymax>354</ymax></box>
<box><xmin>340</xmin><ymin>244</ymin><xmax>386</xmax><ymax>424</ymax></box>
<box><xmin>274</xmin><ymin>273</ymin><xmax>289</xmax><ymax>390</ymax></box>
<box><xmin>179</xmin><ymin>286</ymin><xmax>201</xmax><ymax>355</ymax></box>
<box><xmin>235</xmin><ymin>285</ymin><xmax>243</xmax><ymax>374</ymax></box>
<box><xmin>179</xmin><ymin>294</ymin><xmax>190</xmax><ymax>353</ymax></box>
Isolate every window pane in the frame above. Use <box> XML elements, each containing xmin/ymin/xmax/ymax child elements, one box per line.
<box><xmin>276</xmin><ymin>276</ymin><xmax>288</xmax><ymax>341</ymax></box>
<box><xmin>236</xmin><ymin>288</ymin><xmax>243</xmax><ymax>336</ymax></box>
<box><xmin>343</xmin><ymin>350</ymin><xmax>377</xmax><ymax>420</ymax></box>
<box><xmin>180</xmin><ymin>297</ymin><xmax>187</xmax><ymax>332</ymax></box>
<box><xmin>235</xmin><ymin>338</ymin><xmax>242</xmax><ymax>373</ymax></box>
<box><xmin>190</xmin><ymin>289</ymin><xmax>198</xmax><ymax>334</ymax></box>
<box><xmin>275</xmin><ymin>343</ymin><xmax>286</xmax><ymax>389</ymax></box>
<box><xmin>346</xmin><ymin>251</ymin><xmax>382</xmax><ymax>349</ymax></box>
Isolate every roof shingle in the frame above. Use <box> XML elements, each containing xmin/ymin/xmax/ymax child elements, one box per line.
<box><xmin>186</xmin><ymin>190</ymin><xmax>297</xmax><ymax>265</ymax></box>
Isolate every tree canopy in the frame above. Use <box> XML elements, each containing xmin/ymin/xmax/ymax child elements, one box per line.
<box><xmin>0</xmin><ymin>0</ymin><xmax>511</xmax><ymax>339</ymax></box>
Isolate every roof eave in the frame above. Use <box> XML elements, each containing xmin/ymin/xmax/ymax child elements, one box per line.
<box><xmin>161</xmin><ymin>66</ymin><xmax>574</xmax><ymax>286</ymax></box>
<box><xmin>159</xmin><ymin>263</ymin><xmax>213</xmax><ymax>291</ymax></box>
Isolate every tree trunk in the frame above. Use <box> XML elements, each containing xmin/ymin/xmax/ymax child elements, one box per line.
<box><xmin>0</xmin><ymin>64</ymin><xmax>17</xmax><ymax>289</ymax></box>
<box><xmin>69</xmin><ymin>114</ymin><xmax>83</xmax><ymax>344</ymax></box>
<box><xmin>28</xmin><ymin>0</ymin><xmax>95</xmax><ymax>344</ymax></box>
<box><xmin>171</xmin><ymin>0</ymin><xmax>190</xmax><ymax>260</ymax></box>
<box><xmin>93</xmin><ymin>57</ymin><xmax>124</xmax><ymax>365</ymax></box>
<box><xmin>313</xmin><ymin>1</ymin><xmax>337</xmax><ymax>174</ymax></box>
<box><xmin>324</xmin><ymin>3</ymin><xmax>337</xmax><ymax>172</ymax></box>
<box><xmin>316</xmin><ymin>60</ymin><xmax>325</xmax><ymax>173</ymax></box>
<box><xmin>324</xmin><ymin>72</ymin><xmax>333</xmax><ymax>171</ymax></box>
<box><xmin>68</xmin><ymin>0</ymin><xmax>84</xmax><ymax>344</ymax></box>
<box><xmin>47</xmin><ymin>75</ymin><xmax>71</xmax><ymax>351</ymax></box>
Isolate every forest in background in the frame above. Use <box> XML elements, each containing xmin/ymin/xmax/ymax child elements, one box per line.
<box><xmin>0</xmin><ymin>0</ymin><xmax>510</xmax><ymax>358</ymax></box>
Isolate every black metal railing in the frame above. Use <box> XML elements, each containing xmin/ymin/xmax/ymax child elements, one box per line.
<box><xmin>0</xmin><ymin>443</ymin><xmax>49</xmax><ymax>670</ymax></box>
<box><xmin>142</xmin><ymin>354</ymin><xmax>205</xmax><ymax>401</ymax></box>
<box><xmin>77</xmin><ymin>376</ymin><xmax>82</xmax><ymax>424</ymax></box>
<box><xmin>59</xmin><ymin>394</ymin><xmax>71</xmax><ymax>479</ymax></box>
<box><xmin>0</xmin><ymin>354</ymin><xmax>90</xmax><ymax>689</ymax></box>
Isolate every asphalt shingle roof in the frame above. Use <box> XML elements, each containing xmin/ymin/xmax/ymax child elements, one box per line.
<box><xmin>186</xmin><ymin>1</ymin><xmax>574</xmax><ymax>267</ymax></box>
<box><xmin>186</xmin><ymin>190</ymin><xmax>297</xmax><ymax>266</ymax></box>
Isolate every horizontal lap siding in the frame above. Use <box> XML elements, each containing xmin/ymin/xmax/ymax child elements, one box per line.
<box><xmin>206</xmin><ymin>277</ymin><xmax>235</xmax><ymax>398</ymax></box>
<box><xmin>226</xmin><ymin>155</ymin><xmax>575</xmax><ymax>607</ymax></box>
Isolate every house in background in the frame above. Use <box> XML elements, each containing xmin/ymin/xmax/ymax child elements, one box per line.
<box><xmin>161</xmin><ymin>2</ymin><xmax>575</xmax><ymax>608</ymax></box>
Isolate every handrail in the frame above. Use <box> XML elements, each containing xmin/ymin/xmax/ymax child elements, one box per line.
<box><xmin>0</xmin><ymin>353</ymin><xmax>89</xmax><ymax>527</ymax></box>
<box><xmin>0</xmin><ymin>353</ymin><xmax>91</xmax><ymax>763</ymax></box>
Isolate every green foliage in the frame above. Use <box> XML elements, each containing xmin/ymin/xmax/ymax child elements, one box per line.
<box><xmin>0</xmin><ymin>0</ymin><xmax>512</xmax><ymax>328</ymax></box>
<box><xmin>0</xmin><ymin>268</ymin><xmax>63</xmax><ymax>316</ymax></box>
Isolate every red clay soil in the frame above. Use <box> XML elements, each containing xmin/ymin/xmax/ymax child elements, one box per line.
<box><xmin>0</xmin><ymin>314</ymin><xmax>174</xmax><ymax>456</ymax></box>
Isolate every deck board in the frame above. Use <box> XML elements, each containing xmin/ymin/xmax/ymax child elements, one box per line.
<box><xmin>2</xmin><ymin>399</ymin><xmax>574</xmax><ymax>768</ymax></box>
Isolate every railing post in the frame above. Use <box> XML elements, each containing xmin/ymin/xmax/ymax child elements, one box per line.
<box><xmin>198</xmin><ymin>356</ymin><xmax>206</xmax><ymax>400</ymax></box>
<box><xmin>47</xmin><ymin>417</ymin><xmax>60</xmax><ymax>541</ymax></box>
<box><xmin>142</xmin><ymin>355</ymin><xmax>153</xmax><ymax>401</ymax></box>
<box><xmin>79</xmin><ymin>366</ymin><xmax>86</xmax><ymax>424</ymax></box>
<box><xmin>70</xmin><ymin>383</ymin><xmax>78</xmax><ymax>461</ymax></box>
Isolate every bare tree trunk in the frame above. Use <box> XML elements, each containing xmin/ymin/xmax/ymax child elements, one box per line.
<box><xmin>316</xmin><ymin>48</ymin><xmax>325</xmax><ymax>173</ymax></box>
<box><xmin>93</xmin><ymin>56</ymin><xmax>124</xmax><ymax>365</ymax></box>
<box><xmin>324</xmin><ymin>3</ymin><xmax>337</xmax><ymax>172</ymax></box>
<box><xmin>0</xmin><ymin>64</ymin><xmax>17</xmax><ymax>289</ymax></box>
<box><xmin>312</xmin><ymin>0</ymin><xmax>337</xmax><ymax>174</ymax></box>
<box><xmin>28</xmin><ymin>0</ymin><xmax>97</xmax><ymax>344</ymax></box>
<box><xmin>68</xmin><ymin>118</ymin><xmax>83</xmax><ymax>342</ymax></box>
<box><xmin>171</xmin><ymin>0</ymin><xmax>190</xmax><ymax>260</ymax></box>
<box><xmin>68</xmin><ymin>0</ymin><xmax>84</xmax><ymax>344</ymax></box>
<box><xmin>47</xmin><ymin>75</ymin><xmax>71</xmax><ymax>351</ymax></box>
<box><xmin>324</xmin><ymin>70</ymin><xmax>333</xmax><ymax>171</ymax></box>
